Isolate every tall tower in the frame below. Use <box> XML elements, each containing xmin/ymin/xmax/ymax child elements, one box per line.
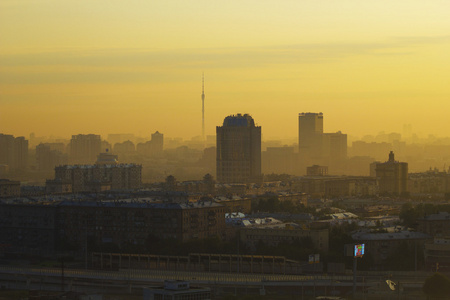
<box><xmin>201</xmin><ymin>73</ymin><xmax>205</xmax><ymax>145</ymax></box>
<box><xmin>298</xmin><ymin>112</ymin><xmax>324</xmax><ymax>160</ymax></box>
<box><xmin>216</xmin><ymin>113</ymin><xmax>261</xmax><ymax>183</ymax></box>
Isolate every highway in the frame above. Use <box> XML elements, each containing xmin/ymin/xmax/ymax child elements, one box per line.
<box><xmin>0</xmin><ymin>265</ymin><xmax>429</xmax><ymax>298</ymax></box>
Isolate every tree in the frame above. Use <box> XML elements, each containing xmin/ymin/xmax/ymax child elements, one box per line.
<box><xmin>423</xmin><ymin>272</ymin><xmax>450</xmax><ymax>298</ymax></box>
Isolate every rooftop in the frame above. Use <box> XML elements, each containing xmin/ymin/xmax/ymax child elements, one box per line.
<box><xmin>352</xmin><ymin>230</ymin><xmax>431</xmax><ymax>241</ymax></box>
<box><xmin>222</xmin><ymin>113</ymin><xmax>256</xmax><ymax>127</ymax></box>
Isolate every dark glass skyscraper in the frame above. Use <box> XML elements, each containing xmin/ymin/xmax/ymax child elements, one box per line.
<box><xmin>216</xmin><ymin>114</ymin><xmax>261</xmax><ymax>183</ymax></box>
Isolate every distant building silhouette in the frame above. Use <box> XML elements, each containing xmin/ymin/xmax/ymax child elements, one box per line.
<box><xmin>307</xmin><ymin>165</ymin><xmax>328</xmax><ymax>176</ymax></box>
<box><xmin>107</xmin><ymin>133</ymin><xmax>135</xmax><ymax>146</ymax></box>
<box><xmin>216</xmin><ymin>114</ymin><xmax>261</xmax><ymax>183</ymax></box>
<box><xmin>323</xmin><ymin>131</ymin><xmax>347</xmax><ymax>162</ymax></box>
<box><xmin>262</xmin><ymin>146</ymin><xmax>296</xmax><ymax>175</ymax></box>
<box><xmin>298</xmin><ymin>112</ymin><xmax>323</xmax><ymax>160</ymax></box>
<box><xmin>151</xmin><ymin>131</ymin><xmax>164</xmax><ymax>156</ymax></box>
<box><xmin>96</xmin><ymin>149</ymin><xmax>118</xmax><ymax>165</ymax></box>
<box><xmin>47</xmin><ymin>163</ymin><xmax>141</xmax><ymax>193</ymax></box>
<box><xmin>0</xmin><ymin>134</ymin><xmax>28</xmax><ymax>172</ymax></box>
<box><xmin>113</xmin><ymin>140</ymin><xmax>135</xmax><ymax>154</ymax></box>
<box><xmin>298</xmin><ymin>113</ymin><xmax>348</xmax><ymax>174</ymax></box>
<box><xmin>0</xmin><ymin>179</ymin><xmax>20</xmax><ymax>197</ymax></box>
<box><xmin>136</xmin><ymin>131</ymin><xmax>164</xmax><ymax>158</ymax></box>
<box><xmin>69</xmin><ymin>134</ymin><xmax>101</xmax><ymax>164</ymax></box>
<box><xmin>36</xmin><ymin>143</ymin><xmax>68</xmax><ymax>171</ymax></box>
<box><xmin>375</xmin><ymin>151</ymin><xmax>408</xmax><ymax>195</ymax></box>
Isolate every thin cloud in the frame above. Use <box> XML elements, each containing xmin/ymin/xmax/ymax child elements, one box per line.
<box><xmin>0</xmin><ymin>35</ymin><xmax>449</xmax><ymax>84</ymax></box>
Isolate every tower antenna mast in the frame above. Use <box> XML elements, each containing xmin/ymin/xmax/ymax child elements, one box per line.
<box><xmin>202</xmin><ymin>73</ymin><xmax>205</xmax><ymax>146</ymax></box>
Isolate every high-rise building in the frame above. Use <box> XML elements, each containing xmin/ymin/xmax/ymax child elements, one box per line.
<box><xmin>298</xmin><ymin>112</ymin><xmax>324</xmax><ymax>160</ymax></box>
<box><xmin>151</xmin><ymin>131</ymin><xmax>164</xmax><ymax>156</ymax></box>
<box><xmin>0</xmin><ymin>134</ymin><xmax>28</xmax><ymax>171</ymax></box>
<box><xmin>298</xmin><ymin>113</ymin><xmax>348</xmax><ymax>174</ymax></box>
<box><xmin>216</xmin><ymin>114</ymin><xmax>261</xmax><ymax>183</ymax></box>
<box><xmin>69</xmin><ymin>134</ymin><xmax>101</xmax><ymax>164</ymax></box>
<box><xmin>323</xmin><ymin>131</ymin><xmax>347</xmax><ymax>162</ymax></box>
<box><xmin>262</xmin><ymin>146</ymin><xmax>296</xmax><ymax>175</ymax></box>
<box><xmin>36</xmin><ymin>143</ymin><xmax>68</xmax><ymax>172</ymax></box>
<box><xmin>376</xmin><ymin>151</ymin><xmax>408</xmax><ymax>195</ymax></box>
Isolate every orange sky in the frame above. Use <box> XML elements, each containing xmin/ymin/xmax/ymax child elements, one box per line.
<box><xmin>1</xmin><ymin>0</ymin><xmax>450</xmax><ymax>140</ymax></box>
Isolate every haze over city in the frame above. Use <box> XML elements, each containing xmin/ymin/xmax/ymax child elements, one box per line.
<box><xmin>3</xmin><ymin>2</ymin><xmax>450</xmax><ymax>299</ymax></box>
<box><xmin>1</xmin><ymin>0</ymin><xmax>450</xmax><ymax>139</ymax></box>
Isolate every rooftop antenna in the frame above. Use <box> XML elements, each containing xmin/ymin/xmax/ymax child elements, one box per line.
<box><xmin>202</xmin><ymin>73</ymin><xmax>205</xmax><ymax>147</ymax></box>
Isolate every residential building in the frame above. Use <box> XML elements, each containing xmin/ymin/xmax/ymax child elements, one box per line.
<box><xmin>46</xmin><ymin>163</ymin><xmax>142</xmax><ymax>193</ymax></box>
<box><xmin>352</xmin><ymin>230</ymin><xmax>432</xmax><ymax>270</ymax></box>
<box><xmin>424</xmin><ymin>238</ymin><xmax>450</xmax><ymax>272</ymax></box>
<box><xmin>240</xmin><ymin>223</ymin><xmax>329</xmax><ymax>252</ymax></box>
<box><xmin>0</xmin><ymin>179</ymin><xmax>20</xmax><ymax>198</ymax></box>
<box><xmin>0</xmin><ymin>134</ymin><xmax>28</xmax><ymax>171</ymax></box>
<box><xmin>262</xmin><ymin>146</ymin><xmax>296</xmax><ymax>175</ymax></box>
<box><xmin>0</xmin><ymin>196</ymin><xmax>226</xmax><ymax>257</ymax></box>
<box><xmin>375</xmin><ymin>151</ymin><xmax>408</xmax><ymax>195</ymax></box>
<box><xmin>151</xmin><ymin>131</ymin><xmax>164</xmax><ymax>156</ymax></box>
<box><xmin>69</xmin><ymin>134</ymin><xmax>101</xmax><ymax>164</ymax></box>
<box><xmin>417</xmin><ymin>212</ymin><xmax>450</xmax><ymax>238</ymax></box>
<box><xmin>307</xmin><ymin>165</ymin><xmax>328</xmax><ymax>176</ymax></box>
<box><xmin>216</xmin><ymin>114</ymin><xmax>261</xmax><ymax>183</ymax></box>
<box><xmin>36</xmin><ymin>143</ymin><xmax>68</xmax><ymax>172</ymax></box>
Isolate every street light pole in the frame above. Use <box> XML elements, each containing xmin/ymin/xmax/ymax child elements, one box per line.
<box><xmin>353</xmin><ymin>256</ymin><xmax>357</xmax><ymax>295</ymax></box>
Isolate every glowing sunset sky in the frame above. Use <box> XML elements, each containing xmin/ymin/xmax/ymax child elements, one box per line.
<box><xmin>1</xmin><ymin>0</ymin><xmax>449</xmax><ymax>140</ymax></box>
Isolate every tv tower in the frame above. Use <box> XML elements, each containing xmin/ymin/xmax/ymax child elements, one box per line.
<box><xmin>201</xmin><ymin>73</ymin><xmax>205</xmax><ymax>145</ymax></box>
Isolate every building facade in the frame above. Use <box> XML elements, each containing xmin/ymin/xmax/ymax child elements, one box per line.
<box><xmin>69</xmin><ymin>134</ymin><xmax>102</xmax><ymax>164</ymax></box>
<box><xmin>47</xmin><ymin>163</ymin><xmax>142</xmax><ymax>193</ymax></box>
<box><xmin>240</xmin><ymin>225</ymin><xmax>329</xmax><ymax>253</ymax></box>
<box><xmin>36</xmin><ymin>143</ymin><xmax>68</xmax><ymax>172</ymax></box>
<box><xmin>417</xmin><ymin>212</ymin><xmax>450</xmax><ymax>238</ymax></box>
<box><xmin>375</xmin><ymin>151</ymin><xmax>408</xmax><ymax>195</ymax></box>
<box><xmin>151</xmin><ymin>131</ymin><xmax>164</xmax><ymax>156</ymax></box>
<box><xmin>0</xmin><ymin>134</ymin><xmax>28</xmax><ymax>171</ymax></box>
<box><xmin>0</xmin><ymin>179</ymin><xmax>20</xmax><ymax>198</ymax></box>
<box><xmin>298</xmin><ymin>112</ymin><xmax>323</xmax><ymax>161</ymax></box>
<box><xmin>298</xmin><ymin>113</ymin><xmax>348</xmax><ymax>174</ymax></box>
<box><xmin>216</xmin><ymin>114</ymin><xmax>261</xmax><ymax>183</ymax></box>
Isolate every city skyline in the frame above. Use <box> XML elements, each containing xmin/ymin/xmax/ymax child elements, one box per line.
<box><xmin>1</xmin><ymin>1</ymin><xmax>450</xmax><ymax>139</ymax></box>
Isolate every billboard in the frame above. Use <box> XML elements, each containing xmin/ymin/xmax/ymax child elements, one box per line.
<box><xmin>354</xmin><ymin>244</ymin><xmax>365</xmax><ymax>257</ymax></box>
<box><xmin>309</xmin><ymin>253</ymin><xmax>320</xmax><ymax>264</ymax></box>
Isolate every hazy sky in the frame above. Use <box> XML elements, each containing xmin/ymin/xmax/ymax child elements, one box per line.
<box><xmin>1</xmin><ymin>0</ymin><xmax>449</xmax><ymax>140</ymax></box>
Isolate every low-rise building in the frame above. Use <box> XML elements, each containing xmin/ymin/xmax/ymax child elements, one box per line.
<box><xmin>214</xmin><ymin>195</ymin><xmax>252</xmax><ymax>214</ymax></box>
<box><xmin>0</xmin><ymin>195</ymin><xmax>226</xmax><ymax>257</ymax></box>
<box><xmin>375</xmin><ymin>151</ymin><xmax>408</xmax><ymax>195</ymax></box>
<box><xmin>307</xmin><ymin>165</ymin><xmax>328</xmax><ymax>176</ymax></box>
<box><xmin>240</xmin><ymin>223</ymin><xmax>329</xmax><ymax>253</ymax></box>
<box><xmin>0</xmin><ymin>199</ymin><xmax>57</xmax><ymax>256</ymax></box>
<box><xmin>352</xmin><ymin>230</ymin><xmax>432</xmax><ymax>270</ymax></box>
<box><xmin>417</xmin><ymin>212</ymin><xmax>450</xmax><ymax>238</ymax></box>
<box><xmin>424</xmin><ymin>238</ymin><xmax>450</xmax><ymax>272</ymax></box>
<box><xmin>408</xmin><ymin>170</ymin><xmax>450</xmax><ymax>197</ymax></box>
<box><xmin>0</xmin><ymin>179</ymin><xmax>20</xmax><ymax>198</ymax></box>
<box><xmin>47</xmin><ymin>163</ymin><xmax>142</xmax><ymax>193</ymax></box>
